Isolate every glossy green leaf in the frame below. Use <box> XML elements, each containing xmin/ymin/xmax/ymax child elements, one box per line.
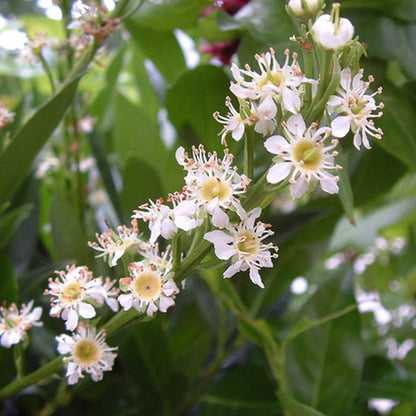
<box><xmin>329</xmin><ymin>193</ymin><xmax>416</xmax><ymax>252</ymax></box>
<box><xmin>201</xmin><ymin>364</ymin><xmax>279</xmax><ymax>416</ymax></box>
<box><xmin>335</xmin><ymin>149</ymin><xmax>355</xmax><ymax>223</ymax></box>
<box><xmin>132</xmin><ymin>0</ymin><xmax>211</xmax><ymax>30</ymax></box>
<box><xmin>0</xmin><ymin>250</ymin><xmax>18</xmax><ymax>303</ymax></box>
<box><xmin>340</xmin><ymin>0</ymin><xmax>416</xmax><ymax>22</ymax></box>
<box><xmin>121</xmin><ymin>155</ymin><xmax>164</xmax><ymax>216</ymax></box>
<box><xmin>124</xmin><ymin>20</ymin><xmax>186</xmax><ymax>84</ymax></box>
<box><xmin>284</xmin><ymin>268</ymin><xmax>364</xmax><ymax>416</ymax></box>
<box><xmin>166</xmin><ymin>65</ymin><xmax>230</xmax><ymax>151</ymax></box>
<box><xmin>0</xmin><ymin>204</ymin><xmax>32</xmax><ymax>249</ymax></box>
<box><xmin>347</xmin><ymin>11</ymin><xmax>416</xmax><ymax>80</ymax></box>
<box><xmin>377</xmin><ymin>91</ymin><xmax>416</xmax><ymax>170</ymax></box>
<box><xmin>279</xmin><ymin>392</ymin><xmax>328</xmax><ymax>416</ymax></box>
<box><xmin>0</xmin><ymin>74</ymin><xmax>83</xmax><ymax>207</ymax></box>
<box><xmin>50</xmin><ymin>190</ymin><xmax>92</xmax><ymax>265</ymax></box>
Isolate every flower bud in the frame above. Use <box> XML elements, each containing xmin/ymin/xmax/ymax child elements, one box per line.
<box><xmin>286</xmin><ymin>0</ymin><xmax>323</xmax><ymax>22</ymax></box>
<box><xmin>311</xmin><ymin>4</ymin><xmax>354</xmax><ymax>50</ymax></box>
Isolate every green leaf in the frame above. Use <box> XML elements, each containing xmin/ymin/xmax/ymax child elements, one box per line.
<box><xmin>132</xmin><ymin>0</ymin><xmax>211</xmax><ymax>31</ymax></box>
<box><xmin>341</xmin><ymin>0</ymin><xmax>416</xmax><ymax>23</ymax></box>
<box><xmin>279</xmin><ymin>391</ymin><xmax>328</xmax><ymax>416</ymax></box>
<box><xmin>335</xmin><ymin>149</ymin><xmax>355</xmax><ymax>224</ymax></box>
<box><xmin>166</xmin><ymin>65</ymin><xmax>230</xmax><ymax>151</ymax></box>
<box><xmin>329</xmin><ymin>193</ymin><xmax>416</xmax><ymax>252</ymax></box>
<box><xmin>283</xmin><ymin>268</ymin><xmax>364</xmax><ymax>416</ymax></box>
<box><xmin>0</xmin><ymin>204</ymin><xmax>32</xmax><ymax>249</ymax></box>
<box><xmin>121</xmin><ymin>155</ymin><xmax>164</xmax><ymax>216</ymax></box>
<box><xmin>347</xmin><ymin>11</ymin><xmax>416</xmax><ymax>80</ymax></box>
<box><xmin>0</xmin><ymin>74</ymin><xmax>83</xmax><ymax>207</ymax></box>
<box><xmin>201</xmin><ymin>364</ymin><xmax>279</xmax><ymax>416</ymax></box>
<box><xmin>0</xmin><ymin>250</ymin><xmax>18</xmax><ymax>303</ymax></box>
<box><xmin>124</xmin><ymin>20</ymin><xmax>186</xmax><ymax>84</ymax></box>
<box><xmin>20</xmin><ymin>14</ymin><xmax>66</xmax><ymax>40</ymax></box>
<box><xmin>50</xmin><ymin>189</ymin><xmax>92</xmax><ymax>265</ymax></box>
<box><xmin>377</xmin><ymin>91</ymin><xmax>416</xmax><ymax>170</ymax></box>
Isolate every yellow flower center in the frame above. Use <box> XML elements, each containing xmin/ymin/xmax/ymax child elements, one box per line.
<box><xmin>200</xmin><ymin>178</ymin><xmax>231</xmax><ymax>202</ymax></box>
<box><xmin>259</xmin><ymin>72</ymin><xmax>282</xmax><ymax>89</ymax></box>
<box><xmin>62</xmin><ymin>282</ymin><xmax>83</xmax><ymax>303</ymax></box>
<box><xmin>237</xmin><ymin>232</ymin><xmax>260</xmax><ymax>257</ymax></box>
<box><xmin>74</xmin><ymin>340</ymin><xmax>100</xmax><ymax>365</ymax></box>
<box><xmin>293</xmin><ymin>140</ymin><xmax>322</xmax><ymax>170</ymax></box>
<box><xmin>134</xmin><ymin>272</ymin><xmax>162</xmax><ymax>300</ymax></box>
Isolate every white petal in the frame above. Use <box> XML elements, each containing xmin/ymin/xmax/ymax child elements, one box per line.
<box><xmin>118</xmin><ymin>294</ymin><xmax>133</xmax><ymax>311</ymax></box>
<box><xmin>257</xmin><ymin>94</ymin><xmax>277</xmax><ymax>120</ymax></box>
<box><xmin>320</xmin><ymin>174</ymin><xmax>339</xmax><ymax>194</ymax></box>
<box><xmin>267</xmin><ymin>162</ymin><xmax>292</xmax><ymax>184</ymax></box>
<box><xmin>223</xmin><ymin>261</ymin><xmax>243</xmax><ymax>278</ymax></box>
<box><xmin>286</xmin><ymin>114</ymin><xmax>306</xmax><ymax>137</ymax></box>
<box><xmin>160</xmin><ymin>218</ymin><xmax>178</xmax><ymax>240</ymax></box>
<box><xmin>211</xmin><ymin>207</ymin><xmax>230</xmax><ymax>228</ymax></box>
<box><xmin>331</xmin><ymin>115</ymin><xmax>351</xmax><ymax>138</ymax></box>
<box><xmin>264</xmin><ymin>135</ymin><xmax>290</xmax><ymax>154</ymax></box>
<box><xmin>159</xmin><ymin>296</ymin><xmax>175</xmax><ymax>313</ymax></box>
<box><xmin>78</xmin><ymin>302</ymin><xmax>96</xmax><ymax>319</ymax></box>
<box><xmin>249</xmin><ymin>267</ymin><xmax>265</xmax><ymax>289</ymax></box>
<box><xmin>290</xmin><ymin>176</ymin><xmax>308</xmax><ymax>198</ymax></box>
<box><xmin>65</xmin><ymin>309</ymin><xmax>79</xmax><ymax>331</ymax></box>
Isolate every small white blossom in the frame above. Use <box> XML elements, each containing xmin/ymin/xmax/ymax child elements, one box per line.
<box><xmin>287</xmin><ymin>0</ymin><xmax>322</xmax><ymax>20</ymax></box>
<box><xmin>118</xmin><ymin>246</ymin><xmax>179</xmax><ymax>317</ymax></box>
<box><xmin>133</xmin><ymin>197</ymin><xmax>199</xmax><ymax>244</ymax></box>
<box><xmin>204</xmin><ymin>204</ymin><xmax>278</xmax><ymax>288</ymax></box>
<box><xmin>0</xmin><ymin>301</ymin><xmax>43</xmax><ymax>348</ymax></box>
<box><xmin>0</xmin><ymin>102</ymin><xmax>15</xmax><ymax>130</ymax></box>
<box><xmin>176</xmin><ymin>145</ymin><xmax>250</xmax><ymax>228</ymax></box>
<box><xmin>229</xmin><ymin>48</ymin><xmax>312</xmax><ymax>116</ymax></box>
<box><xmin>56</xmin><ymin>325</ymin><xmax>117</xmax><ymax>385</ymax></box>
<box><xmin>45</xmin><ymin>265</ymin><xmax>118</xmax><ymax>331</ymax></box>
<box><xmin>264</xmin><ymin>114</ymin><xmax>341</xmax><ymax>198</ymax></box>
<box><xmin>328</xmin><ymin>68</ymin><xmax>384</xmax><ymax>150</ymax></box>
<box><xmin>311</xmin><ymin>13</ymin><xmax>354</xmax><ymax>50</ymax></box>
<box><xmin>88</xmin><ymin>220</ymin><xmax>142</xmax><ymax>267</ymax></box>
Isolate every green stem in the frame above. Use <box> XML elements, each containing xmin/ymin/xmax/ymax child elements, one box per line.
<box><xmin>102</xmin><ymin>308</ymin><xmax>149</xmax><ymax>338</ymax></box>
<box><xmin>0</xmin><ymin>356</ymin><xmax>65</xmax><ymax>402</ymax></box>
<box><xmin>13</xmin><ymin>342</ymin><xmax>25</xmax><ymax>379</ymax></box>
<box><xmin>244</xmin><ymin>128</ymin><xmax>255</xmax><ymax>180</ymax></box>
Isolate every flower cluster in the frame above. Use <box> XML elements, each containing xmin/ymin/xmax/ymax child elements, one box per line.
<box><xmin>45</xmin><ymin>265</ymin><xmax>119</xmax><ymax>331</ymax></box>
<box><xmin>0</xmin><ymin>301</ymin><xmax>43</xmax><ymax>348</ymax></box>
<box><xmin>215</xmin><ymin>5</ymin><xmax>384</xmax><ymax>199</ymax></box>
<box><xmin>56</xmin><ymin>325</ymin><xmax>117</xmax><ymax>385</ymax></box>
<box><xmin>0</xmin><ymin>102</ymin><xmax>15</xmax><ymax>130</ymax></box>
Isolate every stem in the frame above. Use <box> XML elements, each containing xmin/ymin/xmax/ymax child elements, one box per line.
<box><xmin>0</xmin><ymin>356</ymin><xmax>65</xmax><ymax>401</ymax></box>
<box><xmin>13</xmin><ymin>342</ymin><xmax>25</xmax><ymax>379</ymax></box>
<box><xmin>102</xmin><ymin>308</ymin><xmax>149</xmax><ymax>338</ymax></box>
<box><xmin>244</xmin><ymin>128</ymin><xmax>255</xmax><ymax>180</ymax></box>
<box><xmin>38</xmin><ymin>51</ymin><xmax>56</xmax><ymax>94</ymax></box>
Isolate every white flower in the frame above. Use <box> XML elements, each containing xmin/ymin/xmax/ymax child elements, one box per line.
<box><xmin>287</xmin><ymin>0</ymin><xmax>322</xmax><ymax>20</ymax></box>
<box><xmin>88</xmin><ymin>220</ymin><xmax>142</xmax><ymax>267</ymax></box>
<box><xmin>328</xmin><ymin>68</ymin><xmax>384</xmax><ymax>150</ymax></box>
<box><xmin>0</xmin><ymin>102</ymin><xmax>15</xmax><ymax>130</ymax></box>
<box><xmin>0</xmin><ymin>301</ymin><xmax>43</xmax><ymax>348</ymax></box>
<box><xmin>204</xmin><ymin>204</ymin><xmax>278</xmax><ymax>288</ymax></box>
<box><xmin>45</xmin><ymin>265</ymin><xmax>118</xmax><ymax>331</ymax></box>
<box><xmin>176</xmin><ymin>145</ymin><xmax>250</xmax><ymax>228</ymax></box>
<box><xmin>264</xmin><ymin>114</ymin><xmax>340</xmax><ymax>198</ymax></box>
<box><xmin>133</xmin><ymin>196</ymin><xmax>199</xmax><ymax>244</ymax></box>
<box><xmin>311</xmin><ymin>13</ymin><xmax>354</xmax><ymax>50</ymax></box>
<box><xmin>118</xmin><ymin>246</ymin><xmax>179</xmax><ymax>317</ymax></box>
<box><xmin>230</xmin><ymin>48</ymin><xmax>312</xmax><ymax>115</ymax></box>
<box><xmin>56</xmin><ymin>325</ymin><xmax>117</xmax><ymax>385</ymax></box>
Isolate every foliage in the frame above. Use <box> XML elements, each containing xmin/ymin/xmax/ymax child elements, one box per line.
<box><xmin>0</xmin><ymin>0</ymin><xmax>415</xmax><ymax>415</ymax></box>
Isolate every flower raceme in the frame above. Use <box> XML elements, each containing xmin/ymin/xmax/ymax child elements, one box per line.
<box><xmin>204</xmin><ymin>204</ymin><xmax>279</xmax><ymax>288</ymax></box>
<box><xmin>264</xmin><ymin>114</ymin><xmax>341</xmax><ymax>198</ymax></box>
<box><xmin>56</xmin><ymin>325</ymin><xmax>117</xmax><ymax>385</ymax></box>
<box><xmin>45</xmin><ymin>265</ymin><xmax>119</xmax><ymax>331</ymax></box>
<box><xmin>0</xmin><ymin>301</ymin><xmax>43</xmax><ymax>348</ymax></box>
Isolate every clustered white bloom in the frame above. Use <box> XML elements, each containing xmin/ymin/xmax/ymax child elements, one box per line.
<box><xmin>118</xmin><ymin>245</ymin><xmax>179</xmax><ymax>316</ymax></box>
<box><xmin>264</xmin><ymin>114</ymin><xmax>340</xmax><ymax>198</ymax></box>
<box><xmin>56</xmin><ymin>325</ymin><xmax>117</xmax><ymax>385</ymax></box>
<box><xmin>0</xmin><ymin>301</ymin><xmax>43</xmax><ymax>348</ymax></box>
<box><xmin>204</xmin><ymin>204</ymin><xmax>278</xmax><ymax>288</ymax></box>
<box><xmin>88</xmin><ymin>220</ymin><xmax>142</xmax><ymax>267</ymax></box>
<box><xmin>0</xmin><ymin>102</ymin><xmax>15</xmax><ymax>130</ymax></box>
<box><xmin>328</xmin><ymin>68</ymin><xmax>384</xmax><ymax>150</ymax></box>
<box><xmin>45</xmin><ymin>265</ymin><xmax>119</xmax><ymax>331</ymax></box>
